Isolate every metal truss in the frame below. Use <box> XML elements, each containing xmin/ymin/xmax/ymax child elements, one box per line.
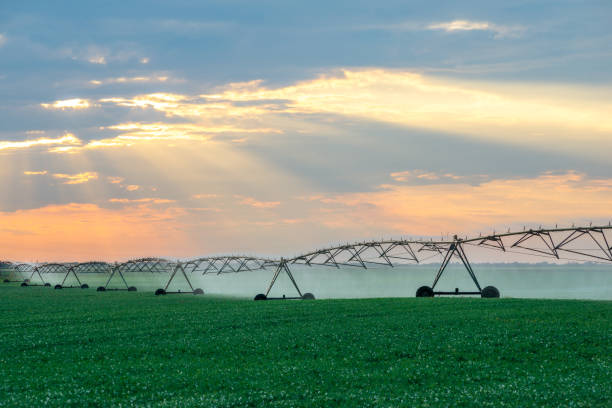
<box><xmin>74</xmin><ymin>261</ymin><xmax>113</xmax><ymax>274</ymax></box>
<box><xmin>465</xmin><ymin>226</ymin><xmax>612</xmax><ymax>262</ymax></box>
<box><xmin>183</xmin><ymin>256</ymin><xmax>277</xmax><ymax>274</ymax></box>
<box><xmin>18</xmin><ymin>263</ymin><xmax>49</xmax><ymax>287</ymax></box>
<box><xmin>111</xmin><ymin>257</ymin><xmax>203</xmax><ymax>295</ymax></box>
<box><xmin>259</xmin><ymin>225</ymin><xmax>612</xmax><ymax>299</ymax></box>
<box><xmin>1</xmin><ymin>261</ymin><xmax>23</xmax><ymax>283</ymax></box>
<box><xmin>99</xmin><ymin>258</ymin><xmax>174</xmax><ymax>292</ymax></box>
<box><xmin>261</xmin><ymin>259</ymin><xmax>303</xmax><ymax>300</ymax></box>
<box><xmin>8</xmin><ymin>224</ymin><xmax>611</xmax><ymax>299</ymax></box>
<box><xmin>290</xmin><ymin>241</ymin><xmax>447</xmax><ymax>268</ymax></box>
<box><xmin>156</xmin><ymin>256</ymin><xmax>275</xmax><ymax>295</ymax></box>
<box><xmin>14</xmin><ymin>263</ymin><xmax>36</xmax><ymax>284</ymax></box>
<box><xmin>34</xmin><ymin>263</ymin><xmax>88</xmax><ymax>289</ymax></box>
<box><xmin>118</xmin><ymin>257</ymin><xmax>175</xmax><ymax>273</ymax></box>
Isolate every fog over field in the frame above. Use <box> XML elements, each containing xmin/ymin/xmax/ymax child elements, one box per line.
<box><xmin>183</xmin><ymin>264</ymin><xmax>612</xmax><ymax>300</ymax></box>
<box><xmin>3</xmin><ymin>261</ymin><xmax>610</xmax><ymax>300</ymax></box>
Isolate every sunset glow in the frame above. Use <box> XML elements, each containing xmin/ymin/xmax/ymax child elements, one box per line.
<box><xmin>1</xmin><ymin>1</ymin><xmax>610</xmax><ymax>261</ymax></box>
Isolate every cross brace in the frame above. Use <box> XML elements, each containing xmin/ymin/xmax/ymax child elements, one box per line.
<box><xmin>265</xmin><ymin>259</ymin><xmax>303</xmax><ymax>298</ymax></box>
<box><xmin>431</xmin><ymin>242</ymin><xmax>482</xmax><ymax>293</ymax></box>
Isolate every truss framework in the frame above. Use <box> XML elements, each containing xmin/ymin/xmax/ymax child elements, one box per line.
<box><xmin>259</xmin><ymin>225</ymin><xmax>612</xmax><ymax>299</ymax></box>
<box><xmin>183</xmin><ymin>256</ymin><xmax>276</xmax><ymax>275</ymax></box>
<box><xmin>8</xmin><ymin>224</ymin><xmax>612</xmax><ymax>298</ymax></box>
<box><xmin>157</xmin><ymin>256</ymin><xmax>275</xmax><ymax>295</ymax></box>
<box><xmin>1</xmin><ymin>262</ymin><xmax>28</xmax><ymax>283</ymax></box>
<box><xmin>100</xmin><ymin>258</ymin><xmax>174</xmax><ymax>291</ymax></box>
<box><xmin>34</xmin><ymin>263</ymin><xmax>87</xmax><ymax>289</ymax></box>
<box><xmin>14</xmin><ymin>264</ymin><xmax>36</xmax><ymax>284</ymax></box>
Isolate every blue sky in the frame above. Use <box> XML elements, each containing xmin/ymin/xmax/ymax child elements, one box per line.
<box><xmin>0</xmin><ymin>1</ymin><xmax>611</xmax><ymax>260</ymax></box>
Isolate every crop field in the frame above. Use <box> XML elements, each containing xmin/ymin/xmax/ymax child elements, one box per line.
<box><xmin>0</xmin><ymin>286</ymin><xmax>610</xmax><ymax>407</ymax></box>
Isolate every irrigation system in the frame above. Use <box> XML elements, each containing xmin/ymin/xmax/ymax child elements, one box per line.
<box><xmin>2</xmin><ymin>224</ymin><xmax>611</xmax><ymax>300</ymax></box>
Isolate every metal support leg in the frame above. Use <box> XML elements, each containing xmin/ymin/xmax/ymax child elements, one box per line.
<box><xmin>455</xmin><ymin>243</ymin><xmax>482</xmax><ymax>292</ymax></box>
<box><xmin>283</xmin><ymin>263</ymin><xmax>303</xmax><ymax>298</ymax></box>
<box><xmin>264</xmin><ymin>262</ymin><xmax>284</xmax><ymax>297</ymax></box>
<box><xmin>28</xmin><ymin>269</ymin><xmax>43</xmax><ymax>285</ymax></box>
<box><xmin>431</xmin><ymin>241</ymin><xmax>482</xmax><ymax>295</ymax></box>
<box><xmin>61</xmin><ymin>269</ymin><xmax>82</xmax><ymax>286</ymax></box>
<box><xmin>104</xmin><ymin>267</ymin><xmax>129</xmax><ymax>289</ymax></box>
<box><xmin>432</xmin><ymin>244</ymin><xmax>456</xmax><ymax>289</ymax></box>
<box><xmin>164</xmin><ymin>264</ymin><xmax>195</xmax><ymax>292</ymax></box>
<box><xmin>264</xmin><ymin>259</ymin><xmax>304</xmax><ymax>298</ymax></box>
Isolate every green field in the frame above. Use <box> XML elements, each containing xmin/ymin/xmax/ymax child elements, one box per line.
<box><xmin>0</xmin><ymin>286</ymin><xmax>610</xmax><ymax>407</ymax></box>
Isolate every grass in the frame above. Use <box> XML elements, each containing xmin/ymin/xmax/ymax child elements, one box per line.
<box><xmin>0</xmin><ymin>285</ymin><xmax>610</xmax><ymax>407</ymax></box>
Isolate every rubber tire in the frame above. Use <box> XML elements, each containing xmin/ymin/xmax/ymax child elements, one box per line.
<box><xmin>481</xmin><ymin>286</ymin><xmax>500</xmax><ymax>298</ymax></box>
<box><xmin>81</xmin><ymin>283</ymin><xmax>89</xmax><ymax>289</ymax></box>
<box><xmin>127</xmin><ymin>286</ymin><xmax>137</xmax><ymax>292</ymax></box>
<box><xmin>416</xmin><ymin>285</ymin><xmax>434</xmax><ymax>297</ymax></box>
<box><xmin>254</xmin><ymin>293</ymin><xmax>267</xmax><ymax>301</ymax></box>
<box><xmin>193</xmin><ymin>288</ymin><xmax>204</xmax><ymax>295</ymax></box>
<box><xmin>155</xmin><ymin>288</ymin><xmax>166</xmax><ymax>296</ymax></box>
<box><xmin>44</xmin><ymin>283</ymin><xmax>51</xmax><ymax>287</ymax></box>
<box><xmin>96</xmin><ymin>286</ymin><xmax>106</xmax><ymax>292</ymax></box>
<box><xmin>54</xmin><ymin>284</ymin><xmax>62</xmax><ymax>290</ymax></box>
<box><xmin>21</xmin><ymin>282</ymin><xmax>28</xmax><ymax>287</ymax></box>
<box><xmin>302</xmin><ymin>293</ymin><xmax>315</xmax><ymax>300</ymax></box>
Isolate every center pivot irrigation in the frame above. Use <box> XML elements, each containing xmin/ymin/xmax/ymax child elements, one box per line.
<box><xmin>1</xmin><ymin>262</ymin><xmax>34</xmax><ymax>284</ymax></box>
<box><xmin>5</xmin><ymin>225</ymin><xmax>611</xmax><ymax>300</ymax></box>
<box><xmin>252</xmin><ymin>225</ymin><xmax>612</xmax><ymax>300</ymax></box>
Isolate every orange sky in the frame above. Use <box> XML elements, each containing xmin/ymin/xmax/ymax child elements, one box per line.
<box><xmin>1</xmin><ymin>170</ymin><xmax>610</xmax><ymax>261</ymax></box>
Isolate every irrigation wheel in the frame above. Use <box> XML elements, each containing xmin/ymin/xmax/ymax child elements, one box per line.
<box><xmin>481</xmin><ymin>286</ymin><xmax>500</xmax><ymax>298</ymax></box>
<box><xmin>416</xmin><ymin>286</ymin><xmax>434</xmax><ymax>297</ymax></box>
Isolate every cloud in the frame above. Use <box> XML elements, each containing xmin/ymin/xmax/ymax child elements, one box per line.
<box><xmin>125</xmin><ymin>185</ymin><xmax>139</xmax><ymax>191</ymax></box>
<box><xmin>73</xmin><ymin>122</ymin><xmax>279</xmax><ymax>151</ymax></box>
<box><xmin>43</xmin><ymin>68</ymin><xmax>612</xmax><ymax>158</ymax></box>
<box><xmin>0</xmin><ymin>133</ymin><xmax>81</xmax><ymax>151</ymax></box>
<box><xmin>86</xmin><ymin>122</ymin><xmax>212</xmax><ymax>149</ymax></box>
<box><xmin>107</xmin><ymin>176</ymin><xmax>125</xmax><ymax>184</ymax></box>
<box><xmin>356</xmin><ymin>20</ymin><xmax>524</xmax><ymax>38</ymax></box>
<box><xmin>193</xmin><ymin>194</ymin><xmax>220</xmax><ymax>199</ymax></box>
<box><xmin>0</xmin><ymin>203</ymin><xmax>190</xmax><ymax>261</ymax></box>
<box><xmin>108</xmin><ymin>198</ymin><xmax>175</xmax><ymax>204</ymax></box>
<box><xmin>57</xmin><ymin>43</ymin><xmax>149</xmax><ymax>67</ymax></box>
<box><xmin>52</xmin><ymin>172</ymin><xmax>98</xmax><ymax>184</ymax></box>
<box><xmin>89</xmin><ymin>76</ymin><xmax>169</xmax><ymax>86</ymax></box>
<box><xmin>390</xmin><ymin>170</ymin><xmax>464</xmax><ymax>182</ymax></box>
<box><xmin>154</xmin><ymin>19</ymin><xmax>232</xmax><ymax>35</ymax></box>
<box><xmin>108</xmin><ymin>122</ymin><xmax>278</xmax><ymax>135</ymax></box>
<box><xmin>197</xmin><ymin>69</ymin><xmax>612</xmax><ymax>159</ymax></box>
<box><xmin>306</xmin><ymin>171</ymin><xmax>612</xmax><ymax>236</ymax></box>
<box><xmin>41</xmin><ymin>98</ymin><xmax>91</xmax><ymax>110</ymax></box>
<box><xmin>427</xmin><ymin>20</ymin><xmax>524</xmax><ymax>38</ymax></box>
<box><xmin>89</xmin><ymin>55</ymin><xmax>106</xmax><ymax>64</ymax></box>
<box><xmin>99</xmin><ymin>93</ymin><xmax>287</xmax><ymax>120</ymax></box>
<box><xmin>23</xmin><ymin>170</ymin><xmax>48</xmax><ymax>176</ymax></box>
<box><xmin>0</xmin><ymin>34</ymin><xmax>6</xmax><ymax>47</ymax></box>
<box><xmin>236</xmin><ymin>195</ymin><xmax>281</xmax><ymax>209</ymax></box>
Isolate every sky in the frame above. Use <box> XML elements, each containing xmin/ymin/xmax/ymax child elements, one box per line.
<box><xmin>1</xmin><ymin>0</ymin><xmax>611</xmax><ymax>261</ymax></box>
